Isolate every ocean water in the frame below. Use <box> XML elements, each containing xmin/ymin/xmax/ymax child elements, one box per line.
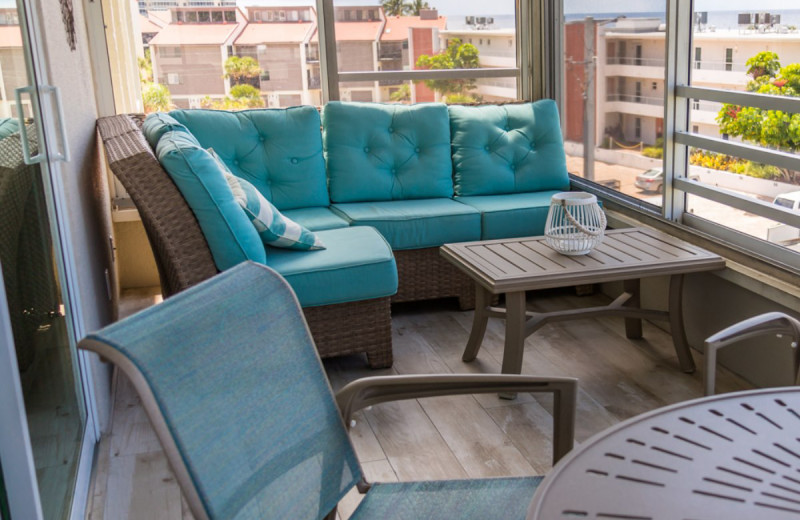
<box><xmin>445</xmin><ymin>9</ymin><xmax>800</xmax><ymax>30</ymax></box>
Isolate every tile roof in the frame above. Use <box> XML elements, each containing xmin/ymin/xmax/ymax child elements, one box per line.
<box><xmin>235</xmin><ymin>22</ymin><xmax>314</xmax><ymax>44</ymax></box>
<box><xmin>381</xmin><ymin>15</ymin><xmax>447</xmax><ymax>41</ymax></box>
<box><xmin>334</xmin><ymin>21</ymin><xmax>383</xmax><ymax>41</ymax></box>
<box><xmin>149</xmin><ymin>23</ymin><xmax>240</xmax><ymax>46</ymax></box>
<box><xmin>140</xmin><ymin>14</ymin><xmax>165</xmax><ymax>34</ymax></box>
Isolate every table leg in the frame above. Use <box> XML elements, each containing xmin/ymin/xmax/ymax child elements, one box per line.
<box><xmin>624</xmin><ymin>279</ymin><xmax>643</xmax><ymax>339</ymax></box>
<box><xmin>669</xmin><ymin>274</ymin><xmax>696</xmax><ymax>373</ymax></box>
<box><xmin>500</xmin><ymin>291</ymin><xmax>527</xmax><ymax>399</ymax></box>
<box><xmin>462</xmin><ymin>284</ymin><xmax>491</xmax><ymax>362</ymax></box>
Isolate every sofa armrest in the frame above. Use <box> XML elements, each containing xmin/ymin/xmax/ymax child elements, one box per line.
<box><xmin>335</xmin><ymin>374</ymin><xmax>577</xmax><ymax>464</ymax></box>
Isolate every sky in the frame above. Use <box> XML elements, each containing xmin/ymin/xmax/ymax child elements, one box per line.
<box><xmin>233</xmin><ymin>0</ymin><xmax>800</xmax><ymax>16</ymax></box>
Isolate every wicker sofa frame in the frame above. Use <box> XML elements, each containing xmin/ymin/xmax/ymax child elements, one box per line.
<box><xmin>97</xmin><ymin>114</ymin><xmax>393</xmax><ymax>368</ymax></box>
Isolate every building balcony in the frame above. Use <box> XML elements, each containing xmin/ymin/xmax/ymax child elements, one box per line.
<box><xmin>605</xmin><ymin>93</ymin><xmax>665</xmax><ymax>118</ymax></box>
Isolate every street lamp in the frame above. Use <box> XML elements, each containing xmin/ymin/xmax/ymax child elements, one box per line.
<box><xmin>582</xmin><ymin>16</ymin><xmax>624</xmax><ymax>183</ymax></box>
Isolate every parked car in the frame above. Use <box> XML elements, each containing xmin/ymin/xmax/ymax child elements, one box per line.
<box><xmin>635</xmin><ymin>168</ymin><xmax>699</xmax><ymax>193</ymax></box>
<box><xmin>773</xmin><ymin>191</ymin><xmax>800</xmax><ymax>212</ymax></box>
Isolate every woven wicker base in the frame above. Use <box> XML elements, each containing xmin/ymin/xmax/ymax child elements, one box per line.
<box><xmin>304</xmin><ymin>297</ymin><xmax>392</xmax><ymax>368</ymax></box>
<box><xmin>392</xmin><ymin>248</ymin><xmax>475</xmax><ymax>310</ymax></box>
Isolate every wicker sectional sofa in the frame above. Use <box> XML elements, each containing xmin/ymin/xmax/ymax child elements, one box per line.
<box><xmin>97</xmin><ymin>100</ymin><xmax>570</xmax><ymax>369</ymax></box>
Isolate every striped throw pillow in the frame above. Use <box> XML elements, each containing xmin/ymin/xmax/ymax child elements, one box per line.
<box><xmin>224</xmin><ymin>172</ymin><xmax>325</xmax><ymax>251</ymax></box>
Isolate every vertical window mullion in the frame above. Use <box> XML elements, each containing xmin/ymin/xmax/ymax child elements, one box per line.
<box><xmin>663</xmin><ymin>0</ymin><xmax>692</xmax><ymax>221</ymax></box>
<box><xmin>316</xmin><ymin>0</ymin><xmax>339</xmax><ymax>102</ymax></box>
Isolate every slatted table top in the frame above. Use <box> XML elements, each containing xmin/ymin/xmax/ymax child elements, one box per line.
<box><xmin>440</xmin><ymin>227</ymin><xmax>725</xmax><ymax>293</ymax></box>
<box><xmin>527</xmin><ymin>387</ymin><xmax>800</xmax><ymax>520</ymax></box>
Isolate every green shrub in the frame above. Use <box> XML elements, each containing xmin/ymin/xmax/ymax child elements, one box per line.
<box><xmin>642</xmin><ymin>146</ymin><xmax>663</xmax><ymax>159</ymax></box>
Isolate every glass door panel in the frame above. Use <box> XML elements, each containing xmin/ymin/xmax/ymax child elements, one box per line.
<box><xmin>0</xmin><ymin>4</ymin><xmax>85</xmax><ymax>519</ymax></box>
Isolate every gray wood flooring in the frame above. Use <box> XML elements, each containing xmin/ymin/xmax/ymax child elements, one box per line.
<box><xmin>86</xmin><ymin>287</ymin><xmax>752</xmax><ymax>519</ymax></box>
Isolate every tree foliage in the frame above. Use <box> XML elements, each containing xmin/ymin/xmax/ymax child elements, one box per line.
<box><xmin>408</xmin><ymin>0</ymin><xmax>430</xmax><ymax>15</ymax></box>
<box><xmin>382</xmin><ymin>0</ymin><xmax>409</xmax><ymax>16</ymax></box>
<box><xmin>142</xmin><ymin>82</ymin><xmax>171</xmax><ymax>113</ymax></box>
<box><xmin>224</xmin><ymin>56</ymin><xmax>262</xmax><ymax>85</ymax></box>
<box><xmin>415</xmin><ymin>38</ymin><xmax>480</xmax><ymax>100</ymax></box>
<box><xmin>200</xmin><ymin>84</ymin><xmax>265</xmax><ymax>110</ymax></box>
<box><xmin>717</xmin><ymin>51</ymin><xmax>800</xmax><ymax>182</ymax></box>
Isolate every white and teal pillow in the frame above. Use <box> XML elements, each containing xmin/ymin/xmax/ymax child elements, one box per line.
<box><xmin>224</xmin><ymin>171</ymin><xmax>326</xmax><ymax>251</ymax></box>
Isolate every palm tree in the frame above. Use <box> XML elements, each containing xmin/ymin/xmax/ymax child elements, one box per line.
<box><xmin>382</xmin><ymin>0</ymin><xmax>409</xmax><ymax>17</ymax></box>
<box><xmin>408</xmin><ymin>0</ymin><xmax>429</xmax><ymax>15</ymax></box>
<box><xmin>224</xmin><ymin>56</ymin><xmax>262</xmax><ymax>86</ymax></box>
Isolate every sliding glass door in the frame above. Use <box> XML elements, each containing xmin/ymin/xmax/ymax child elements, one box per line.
<box><xmin>0</xmin><ymin>1</ymin><xmax>93</xmax><ymax>518</ymax></box>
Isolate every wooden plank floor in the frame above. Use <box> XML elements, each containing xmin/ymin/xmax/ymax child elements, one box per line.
<box><xmin>86</xmin><ymin>287</ymin><xmax>752</xmax><ymax>519</ymax></box>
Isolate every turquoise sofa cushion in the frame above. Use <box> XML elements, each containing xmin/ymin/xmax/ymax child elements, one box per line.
<box><xmin>449</xmin><ymin>100</ymin><xmax>570</xmax><ymax>197</ymax></box>
<box><xmin>225</xmin><ymin>172</ymin><xmax>325</xmax><ymax>251</ymax></box>
<box><xmin>267</xmin><ymin>226</ymin><xmax>398</xmax><ymax>307</ymax></box>
<box><xmin>323</xmin><ymin>101</ymin><xmax>454</xmax><ymax>202</ymax></box>
<box><xmin>155</xmin><ymin>131</ymin><xmax>266</xmax><ymax>269</ymax></box>
<box><xmin>331</xmin><ymin>198</ymin><xmax>481</xmax><ymax>250</ymax></box>
<box><xmin>456</xmin><ymin>191</ymin><xmax>562</xmax><ymax>240</ymax></box>
<box><xmin>169</xmin><ymin>107</ymin><xmax>329</xmax><ymax>210</ymax></box>
<box><xmin>142</xmin><ymin>112</ymin><xmax>196</xmax><ymax>149</ymax></box>
<box><xmin>281</xmin><ymin>207</ymin><xmax>350</xmax><ymax>231</ymax></box>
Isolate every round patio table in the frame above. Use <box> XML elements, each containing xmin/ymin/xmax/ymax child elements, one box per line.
<box><xmin>527</xmin><ymin>387</ymin><xmax>800</xmax><ymax>520</ymax></box>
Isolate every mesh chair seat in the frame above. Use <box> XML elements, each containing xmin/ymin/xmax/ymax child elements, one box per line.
<box><xmin>350</xmin><ymin>476</ymin><xmax>543</xmax><ymax>519</ymax></box>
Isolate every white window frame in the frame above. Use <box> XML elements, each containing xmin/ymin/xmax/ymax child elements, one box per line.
<box><xmin>312</xmin><ymin>0</ymin><xmax>550</xmax><ymax>103</ymax></box>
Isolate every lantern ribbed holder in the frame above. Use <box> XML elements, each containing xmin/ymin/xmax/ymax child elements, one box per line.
<box><xmin>544</xmin><ymin>192</ymin><xmax>607</xmax><ymax>255</ymax></box>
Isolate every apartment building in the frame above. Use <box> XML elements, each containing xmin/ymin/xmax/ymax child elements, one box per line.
<box><xmin>144</xmin><ymin>5</ymin><xmax>445</xmax><ymax>107</ymax></box>
<box><xmin>438</xmin><ymin>25</ymin><xmax>517</xmax><ymax>101</ymax></box>
<box><xmin>235</xmin><ymin>6</ymin><xmax>317</xmax><ymax>106</ymax></box>
<box><xmin>148</xmin><ymin>5</ymin><xmax>246</xmax><ymax>108</ymax></box>
<box><xmin>592</xmin><ymin>17</ymin><xmax>800</xmax><ymax>147</ymax></box>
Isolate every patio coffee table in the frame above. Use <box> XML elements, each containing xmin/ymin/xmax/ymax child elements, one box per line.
<box><xmin>526</xmin><ymin>386</ymin><xmax>800</xmax><ymax>519</ymax></box>
<box><xmin>440</xmin><ymin>227</ymin><xmax>725</xmax><ymax>383</ymax></box>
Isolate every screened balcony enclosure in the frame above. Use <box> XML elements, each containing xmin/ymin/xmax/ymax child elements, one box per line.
<box><xmin>1</xmin><ymin>0</ymin><xmax>799</xmax><ymax>519</ymax></box>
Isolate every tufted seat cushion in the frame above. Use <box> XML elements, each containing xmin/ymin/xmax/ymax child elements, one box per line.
<box><xmin>456</xmin><ymin>191</ymin><xmax>563</xmax><ymax>240</ymax></box>
<box><xmin>281</xmin><ymin>207</ymin><xmax>350</xmax><ymax>231</ymax></box>
<box><xmin>449</xmin><ymin>100</ymin><xmax>570</xmax><ymax>197</ymax></box>
<box><xmin>267</xmin><ymin>226</ymin><xmax>398</xmax><ymax>307</ymax></box>
<box><xmin>332</xmin><ymin>198</ymin><xmax>481</xmax><ymax>250</ymax></box>
<box><xmin>170</xmin><ymin>107</ymin><xmax>329</xmax><ymax>210</ymax></box>
<box><xmin>323</xmin><ymin>102</ymin><xmax>454</xmax><ymax>203</ymax></box>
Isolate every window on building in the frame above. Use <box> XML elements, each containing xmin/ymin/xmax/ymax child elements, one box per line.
<box><xmin>198</xmin><ymin>11</ymin><xmax>210</xmax><ymax>23</ymax></box>
<box><xmin>211</xmin><ymin>11</ymin><xmax>222</xmax><ymax>23</ymax></box>
<box><xmin>635</xmin><ymin>81</ymin><xmax>642</xmax><ymax>102</ymax></box>
<box><xmin>175</xmin><ymin>11</ymin><xmax>184</xmax><ymax>22</ymax></box>
<box><xmin>694</xmin><ymin>46</ymin><xmax>701</xmax><ymax>69</ymax></box>
<box><xmin>185</xmin><ymin>11</ymin><xmax>197</xmax><ymax>22</ymax></box>
<box><xmin>634</xmin><ymin>117</ymin><xmax>641</xmax><ymax>139</ymax></box>
<box><xmin>253</xmin><ymin>11</ymin><xmax>261</xmax><ymax>21</ymax></box>
<box><xmin>725</xmin><ymin>47</ymin><xmax>733</xmax><ymax>71</ymax></box>
<box><xmin>224</xmin><ymin>10</ymin><xmax>236</xmax><ymax>22</ymax></box>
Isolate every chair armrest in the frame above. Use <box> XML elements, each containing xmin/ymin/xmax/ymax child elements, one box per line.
<box><xmin>704</xmin><ymin>312</ymin><xmax>800</xmax><ymax>396</ymax></box>
<box><xmin>335</xmin><ymin>374</ymin><xmax>577</xmax><ymax>464</ymax></box>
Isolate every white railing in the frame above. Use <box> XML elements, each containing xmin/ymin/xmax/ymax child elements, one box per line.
<box><xmin>606</xmin><ymin>57</ymin><xmax>665</xmax><ymax>67</ymax></box>
<box><xmin>606</xmin><ymin>93</ymin><xmax>664</xmax><ymax>106</ymax></box>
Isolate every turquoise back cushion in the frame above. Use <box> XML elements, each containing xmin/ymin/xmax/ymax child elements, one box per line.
<box><xmin>169</xmin><ymin>107</ymin><xmax>329</xmax><ymax>210</ymax></box>
<box><xmin>155</xmin><ymin>131</ymin><xmax>266</xmax><ymax>270</ymax></box>
<box><xmin>449</xmin><ymin>100</ymin><xmax>570</xmax><ymax>196</ymax></box>
<box><xmin>142</xmin><ymin>112</ymin><xmax>195</xmax><ymax>149</ymax></box>
<box><xmin>323</xmin><ymin>101</ymin><xmax>454</xmax><ymax>202</ymax></box>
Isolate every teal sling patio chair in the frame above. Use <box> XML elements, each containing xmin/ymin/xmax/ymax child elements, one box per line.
<box><xmin>79</xmin><ymin>262</ymin><xmax>577</xmax><ymax>520</ymax></box>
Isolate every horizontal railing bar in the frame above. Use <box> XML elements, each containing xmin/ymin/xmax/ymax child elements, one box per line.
<box><xmin>677</xmin><ymin>85</ymin><xmax>800</xmax><ymax>113</ymax></box>
<box><xmin>675</xmin><ymin>177</ymin><xmax>800</xmax><ymax>228</ymax></box>
<box><xmin>338</xmin><ymin>68</ymin><xmax>519</xmax><ymax>82</ymax></box>
<box><xmin>675</xmin><ymin>131</ymin><xmax>800</xmax><ymax>173</ymax></box>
